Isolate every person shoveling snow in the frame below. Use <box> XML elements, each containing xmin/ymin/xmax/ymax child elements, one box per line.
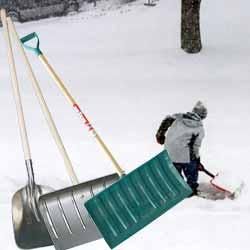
<box><xmin>156</xmin><ymin>101</ymin><xmax>243</xmax><ymax>199</ymax></box>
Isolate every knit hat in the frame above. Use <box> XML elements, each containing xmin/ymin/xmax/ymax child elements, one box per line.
<box><xmin>192</xmin><ymin>101</ymin><xmax>207</xmax><ymax>119</ymax></box>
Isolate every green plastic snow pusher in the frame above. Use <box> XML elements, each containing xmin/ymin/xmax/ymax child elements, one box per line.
<box><xmin>85</xmin><ymin>151</ymin><xmax>192</xmax><ymax>248</ymax></box>
<box><xmin>20</xmin><ymin>33</ymin><xmax>192</xmax><ymax>248</ymax></box>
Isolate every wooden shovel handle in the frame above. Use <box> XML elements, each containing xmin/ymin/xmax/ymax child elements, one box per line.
<box><xmin>7</xmin><ymin>17</ymin><xmax>79</xmax><ymax>185</ymax></box>
<box><xmin>0</xmin><ymin>9</ymin><xmax>31</xmax><ymax>161</ymax></box>
<box><xmin>38</xmin><ymin>53</ymin><xmax>125</xmax><ymax>177</ymax></box>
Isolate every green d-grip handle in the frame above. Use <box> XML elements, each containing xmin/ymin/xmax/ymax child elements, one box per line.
<box><xmin>21</xmin><ymin>32</ymin><xmax>42</xmax><ymax>56</ymax></box>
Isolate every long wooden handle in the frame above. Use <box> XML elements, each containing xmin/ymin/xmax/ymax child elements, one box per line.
<box><xmin>38</xmin><ymin>54</ymin><xmax>125</xmax><ymax>177</ymax></box>
<box><xmin>2</xmin><ymin>10</ymin><xmax>42</xmax><ymax>221</ymax></box>
<box><xmin>0</xmin><ymin>9</ymin><xmax>31</xmax><ymax>161</ymax></box>
<box><xmin>7</xmin><ymin>17</ymin><xmax>79</xmax><ymax>185</ymax></box>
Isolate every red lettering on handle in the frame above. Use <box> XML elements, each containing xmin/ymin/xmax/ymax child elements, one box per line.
<box><xmin>73</xmin><ymin>104</ymin><xmax>94</xmax><ymax>132</ymax></box>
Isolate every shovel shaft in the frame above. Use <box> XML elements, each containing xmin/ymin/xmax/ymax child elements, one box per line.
<box><xmin>1</xmin><ymin>9</ymin><xmax>41</xmax><ymax>222</ymax></box>
<box><xmin>73</xmin><ymin>103</ymin><xmax>125</xmax><ymax>177</ymax></box>
<box><xmin>202</xmin><ymin>168</ymin><xmax>215</xmax><ymax>178</ymax></box>
<box><xmin>7</xmin><ymin>18</ymin><xmax>79</xmax><ymax>185</ymax></box>
<box><xmin>199</xmin><ymin>164</ymin><xmax>216</xmax><ymax>178</ymax></box>
<box><xmin>0</xmin><ymin>9</ymin><xmax>31</xmax><ymax>161</ymax></box>
<box><xmin>39</xmin><ymin>54</ymin><xmax>76</xmax><ymax>105</ymax></box>
<box><xmin>38</xmin><ymin>53</ymin><xmax>125</xmax><ymax>177</ymax></box>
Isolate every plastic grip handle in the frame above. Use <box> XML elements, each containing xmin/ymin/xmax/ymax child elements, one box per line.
<box><xmin>21</xmin><ymin>32</ymin><xmax>42</xmax><ymax>56</ymax></box>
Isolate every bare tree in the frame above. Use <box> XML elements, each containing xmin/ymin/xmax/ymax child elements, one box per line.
<box><xmin>181</xmin><ymin>0</ymin><xmax>202</xmax><ymax>53</ymax></box>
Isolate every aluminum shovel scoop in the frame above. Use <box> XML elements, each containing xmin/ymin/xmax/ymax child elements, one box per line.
<box><xmin>39</xmin><ymin>174</ymin><xmax>118</xmax><ymax>250</ymax></box>
<box><xmin>0</xmin><ymin>9</ymin><xmax>53</xmax><ymax>249</ymax></box>
<box><xmin>11</xmin><ymin>161</ymin><xmax>53</xmax><ymax>249</ymax></box>
<box><xmin>20</xmin><ymin>32</ymin><xmax>192</xmax><ymax>249</ymax></box>
<box><xmin>8</xmin><ymin>17</ymin><xmax>119</xmax><ymax>250</ymax></box>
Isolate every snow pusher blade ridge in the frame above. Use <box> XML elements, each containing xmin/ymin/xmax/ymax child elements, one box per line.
<box><xmin>39</xmin><ymin>174</ymin><xmax>119</xmax><ymax>250</ymax></box>
<box><xmin>85</xmin><ymin>150</ymin><xmax>192</xmax><ymax>249</ymax></box>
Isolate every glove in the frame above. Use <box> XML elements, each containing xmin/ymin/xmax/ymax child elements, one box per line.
<box><xmin>156</xmin><ymin>134</ymin><xmax>165</xmax><ymax>145</ymax></box>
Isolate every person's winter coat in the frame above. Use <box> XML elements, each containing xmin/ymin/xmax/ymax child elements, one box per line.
<box><xmin>157</xmin><ymin>112</ymin><xmax>205</xmax><ymax>163</ymax></box>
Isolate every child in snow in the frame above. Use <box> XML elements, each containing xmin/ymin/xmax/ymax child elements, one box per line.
<box><xmin>156</xmin><ymin>101</ymin><xmax>207</xmax><ymax>196</ymax></box>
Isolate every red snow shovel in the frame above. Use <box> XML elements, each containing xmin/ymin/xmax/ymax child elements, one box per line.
<box><xmin>199</xmin><ymin>163</ymin><xmax>243</xmax><ymax>198</ymax></box>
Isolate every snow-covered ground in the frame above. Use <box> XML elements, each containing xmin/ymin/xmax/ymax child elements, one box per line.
<box><xmin>0</xmin><ymin>0</ymin><xmax>249</xmax><ymax>249</ymax></box>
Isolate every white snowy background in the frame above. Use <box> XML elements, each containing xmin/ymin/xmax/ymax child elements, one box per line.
<box><xmin>0</xmin><ymin>0</ymin><xmax>249</xmax><ymax>249</ymax></box>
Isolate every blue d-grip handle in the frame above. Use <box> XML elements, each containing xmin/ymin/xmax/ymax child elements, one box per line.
<box><xmin>21</xmin><ymin>32</ymin><xmax>42</xmax><ymax>56</ymax></box>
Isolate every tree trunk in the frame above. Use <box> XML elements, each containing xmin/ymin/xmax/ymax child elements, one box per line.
<box><xmin>181</xmin><ymin>0</ymin><xmax>202</xmax><ymax>53</ymax></box>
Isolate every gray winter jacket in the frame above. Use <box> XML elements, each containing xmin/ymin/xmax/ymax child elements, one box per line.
<box><xmin>164</xmin><ymin>112</ymin><xmax>205</xmax><ymax>163</ymax></box>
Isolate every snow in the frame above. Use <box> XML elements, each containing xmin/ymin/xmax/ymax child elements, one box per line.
<box><xmin>0</xmin><ymin>0</ymin><xmax>250</xmax><ymax>249</ymax></box>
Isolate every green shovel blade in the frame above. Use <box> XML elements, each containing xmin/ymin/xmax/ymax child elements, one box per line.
<box><xmin>85</xmin><ymin>150</ymin><xmax>192</xmax><ymax>248</ymax></box>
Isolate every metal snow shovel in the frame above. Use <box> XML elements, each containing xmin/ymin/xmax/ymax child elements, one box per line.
<box><xmin>20</xmin><ymin>32</ymin><xmax>193</xmax><ymax>248</ymax></box>
<box><xmin>0</xmin><ymin>9</ymin><xmax>53</xmax><ymax>249</ymax></box>
<box><xmin>39</xmin><ymin>174</ymin><xmax>119</xmax><ymax>250</ymax></box>
<box><xmin>7</xmin><ymin>17</ymin><xmax>119</xmax><ymax>250</ymax></box>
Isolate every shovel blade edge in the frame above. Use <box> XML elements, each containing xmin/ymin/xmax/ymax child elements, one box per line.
<box><xmin>12</xmin><ymin>186</ymin><xmax>53</xmax><ymax>249</ymax></box>
<box><xmin>85</xmin><ymin>150</ymin><xmax>192</xmax><ymax>249</ymax></box>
